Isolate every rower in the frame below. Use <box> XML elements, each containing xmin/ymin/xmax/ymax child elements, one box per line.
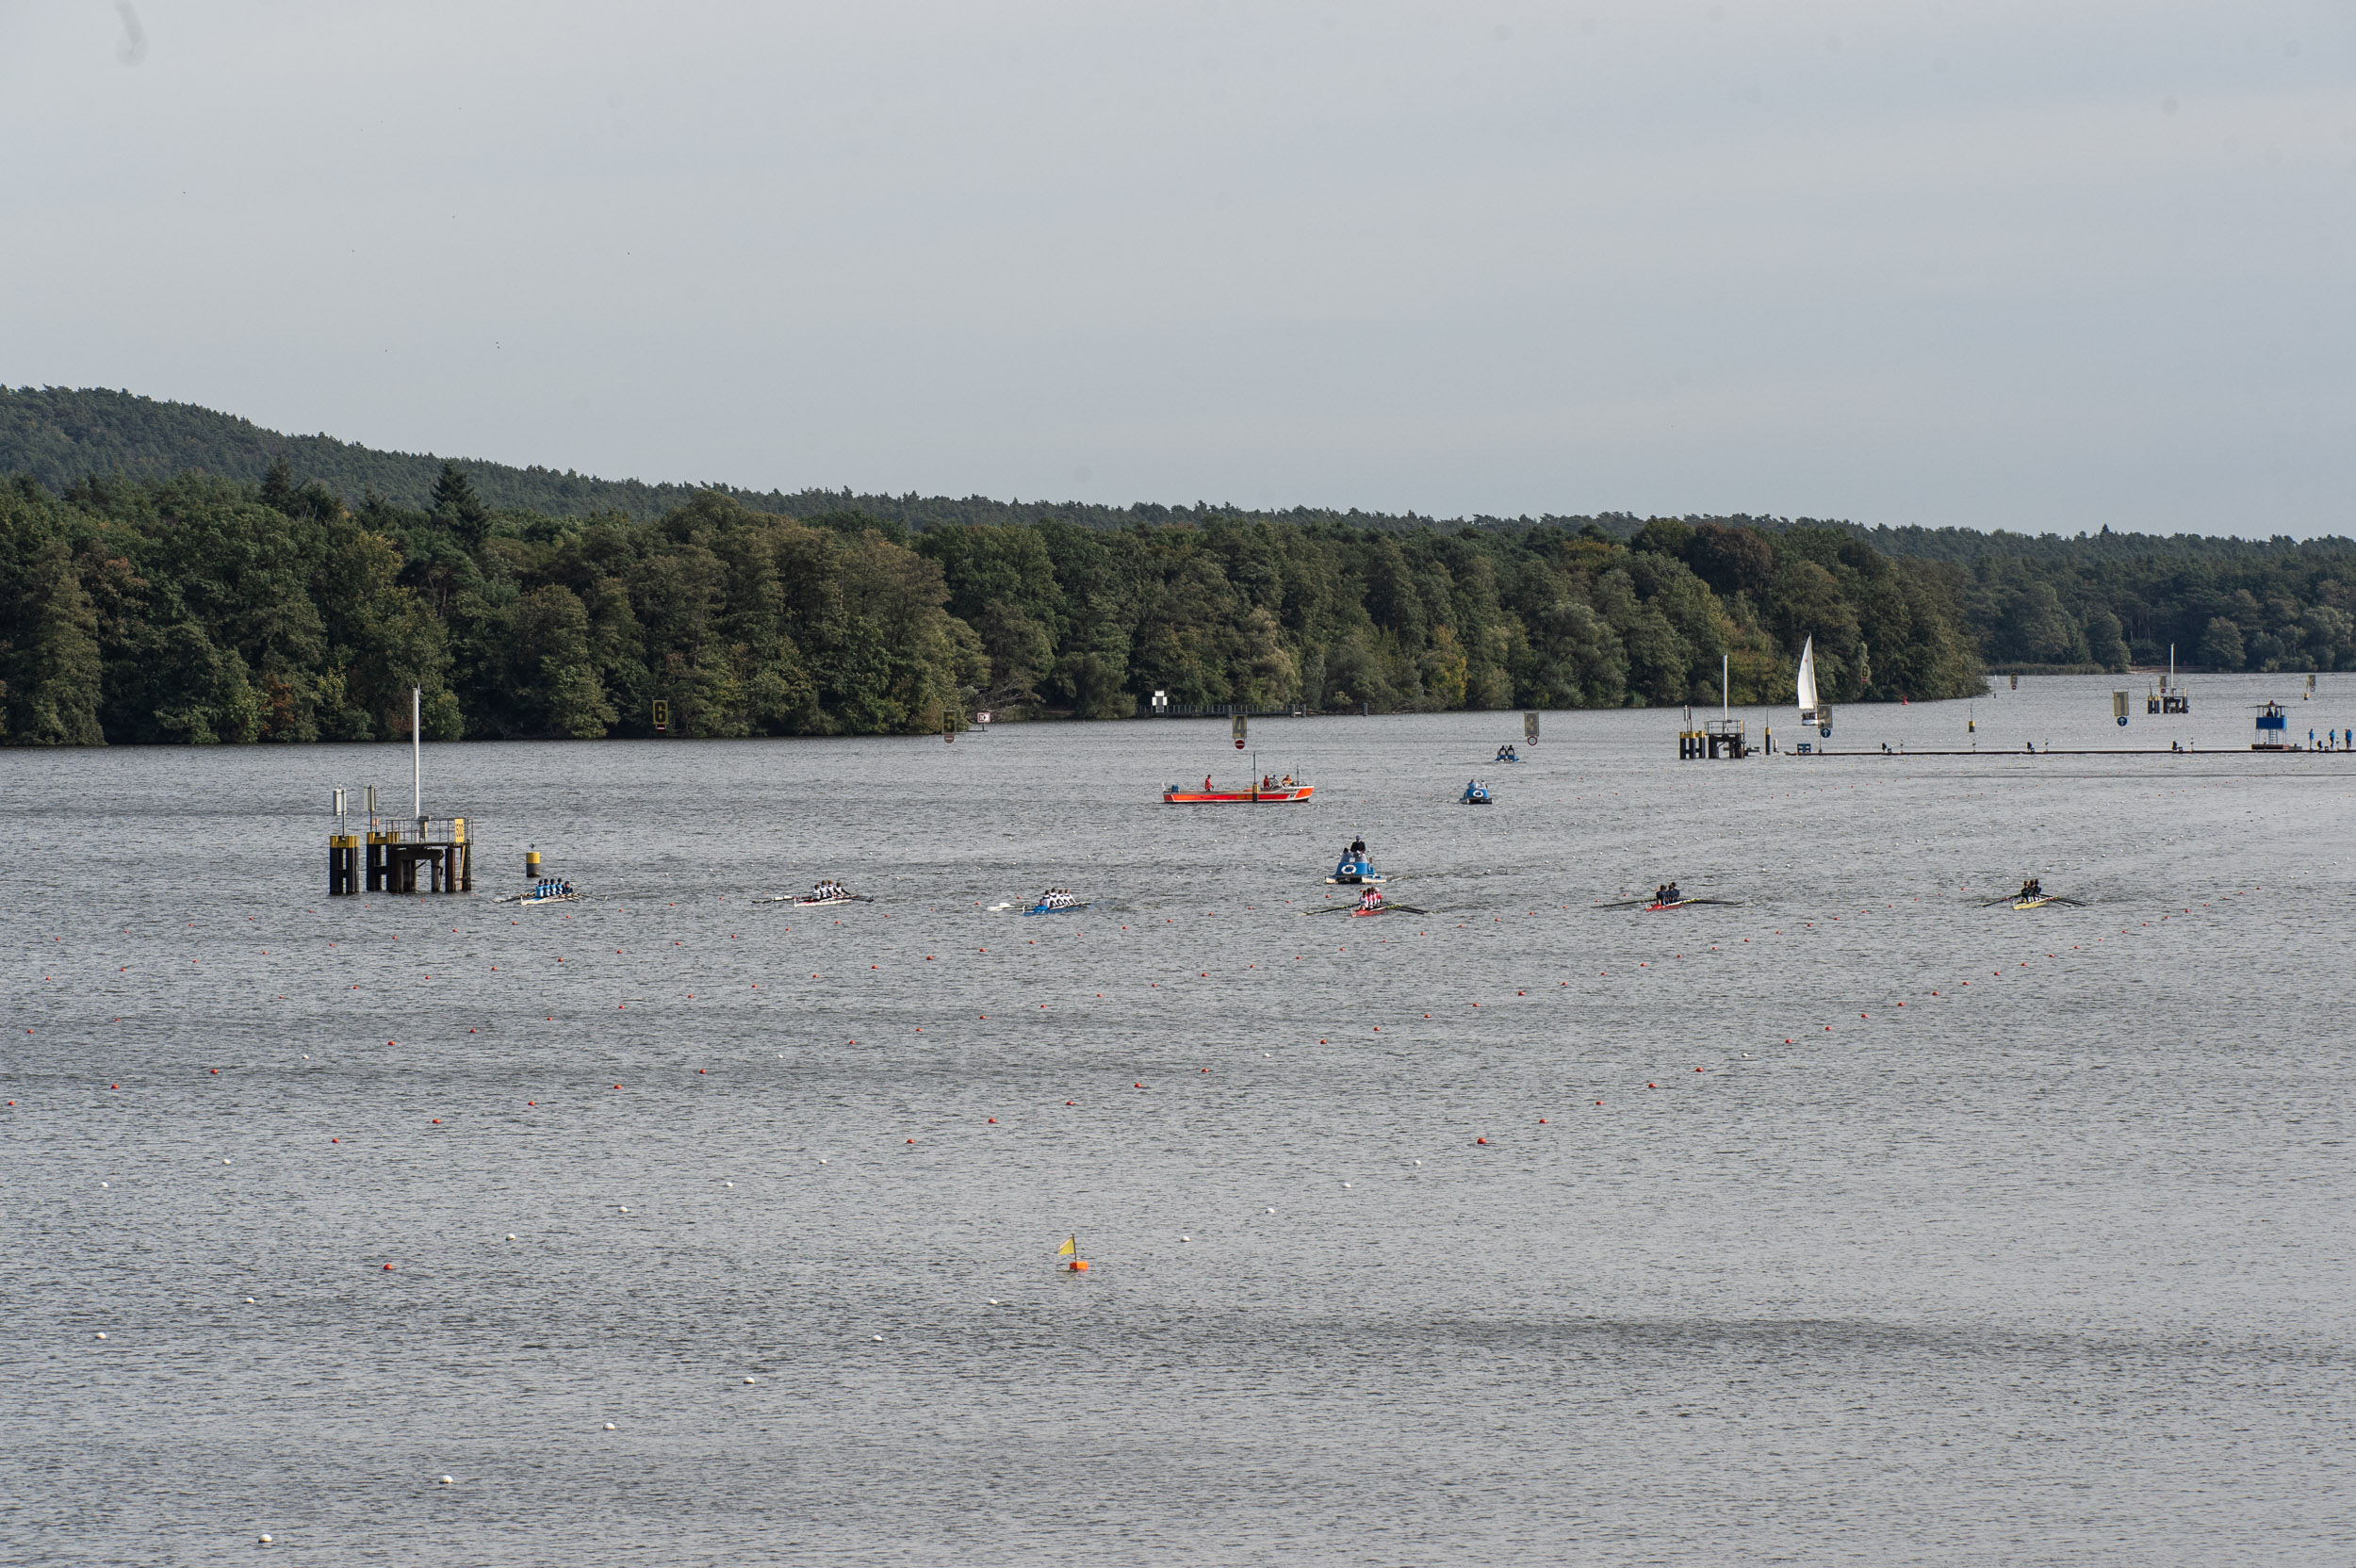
<box><xmin>1358</xmin><ymin>886</ymin><xmax>1382</xmax><ymax>912</ymax></box>
<box><xmin>1661</xmin><ymin>882</ymin><xmax>1680</xmax><ymax>904</ymax></box>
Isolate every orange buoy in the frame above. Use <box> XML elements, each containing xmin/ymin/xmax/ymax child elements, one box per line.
<box><xmin>1066</xmin><ymin>1259</ymin><xmax>1089</xmax><ymax>1272</ymax></box>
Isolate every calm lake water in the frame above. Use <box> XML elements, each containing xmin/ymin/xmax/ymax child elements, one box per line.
<box><xmin>5</xmin><ymin>674</ymin><xmax>2353</xmax><ymax>1565</ymax></box>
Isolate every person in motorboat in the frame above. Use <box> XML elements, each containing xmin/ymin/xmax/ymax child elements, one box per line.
<box><xmin>1350</xmin><ymin>836</ymin><xmax>1366</xmax><ymax>858</ymax></box>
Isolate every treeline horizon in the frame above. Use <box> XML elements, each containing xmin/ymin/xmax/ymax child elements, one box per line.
<box><xmin>6</xmin><ymin>386</ymin><xmax>2355</xmax><ymax>747</ymax></box>
<box><xmin>9</xmin><ymin>384</ymin><xmax>2348</xmax><ymax>554</ymax></box>
<box><xmin>0</xmin><ymin>461</ymin><xmax>1988</xmax><ymax>745</ymax></box>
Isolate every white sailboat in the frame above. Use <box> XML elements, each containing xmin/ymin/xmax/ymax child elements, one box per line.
<box><xmin>1796</xmin><ymin>635</ymin><xmax>1832</xmax><ymax>738</ymax></box>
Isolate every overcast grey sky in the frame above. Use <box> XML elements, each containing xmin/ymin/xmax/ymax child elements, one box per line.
<box><xmin>2</xmin><ymin>1</ymin><xmax>2349</xmax><ymax>533</ymax></box>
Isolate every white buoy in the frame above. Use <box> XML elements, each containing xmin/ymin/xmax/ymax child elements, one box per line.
<box><xmin>987</xmin><ymin>1298</ymin><xmax>999</xmax><ymax>1305</ymax></box>
<box><xmin>1414</xmin><ymin>1160</ymin><xmax>1423</xmax><ymax>1167</ymax></box>
<box><xmin>603</xmin><ymin>1423</ymin><xmax>616</xmax><ymax>1430</ymax></box>
<box><xmin>258</xmin><ymin>1534</ymin><xmax>272</xmax><ymax>1544</ymax></box>
<box><xmin>618</xmin><ymin>1206</ymin><xmax>629</xmax><ymax>1213</ymax></box>
<box><xmin>744</xmin><ymin>1377</ymin><xmax>757</xmax><ymax>1384</ymax></box>
<box><xmin>101</xmin><ymin>1182</ymin><xmax>108</xmax><ymax>1188</ymax></box>
<box><xmin>872</xmin><ymin>1334</ymin><xmax>884</xmax><ymax>1342</ymax></box>
<box><xmin>817</xmin><ymin>1158</ymin><xmax>826</xmax><ymax>1165</ymax></box>
<box><xmin>725</xmin><ymin>1182</ymin><xmax>733</xmax><ymax>1187</ymax></box>
<box><xmin>95</xmin><ymin>1332</ymin><xmax>106</xmax><ymax>1339</ymax></box>
<box><xmin>506</xmin><ymin>1234</ymin><xmax>516</xmax><ymax>1241</ymax></box>
<box><xmin>438</xmin><ymin>1476</ymin><xmax>454</xmax><ymax>1485</ymax></box>
<box><xmin>1265</xmin><ymin>1207</ymin><xmax>1276</xmax><ymax>1215</ymax></box>
<box><xmin>1180</xmin><ymin>1235</ymin><xmax>1190</xmax><ymax>1242</ymax></box>
<box><xmin>1341</xmin><ymin>1182</ymin><xmax>1351</xmax><ymax>1188</ymax></box>
<box><xmin>245</xmin><ymin>1297</ymin><xmax>256</xmax><ymax>1304</ymax></box>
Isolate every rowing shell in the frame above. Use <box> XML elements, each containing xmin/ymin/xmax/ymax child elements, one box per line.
<box><xmin>1023</xmin><ymin>902</ymin><xmax>1091</xmax><ymax>916</ymax></box>
<box><xmin>500</xmin><ymin>890</ymin><xmax>581</xmax><ymax>906</ymax></box>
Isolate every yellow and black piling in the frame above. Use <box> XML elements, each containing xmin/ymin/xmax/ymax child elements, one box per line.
<box><xmin>328</xmin><ymin>834</ymin><xmax>360</xmax><ymax>895</ymax></box>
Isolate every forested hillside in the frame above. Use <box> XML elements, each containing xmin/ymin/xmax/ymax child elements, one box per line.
<box><xmin>0</xmin><ymin>385</ymin><xmax>1619</xmax><ymax>534</ymax></box>
<box><xmin>0</xmin><ymin>465</ymin><xmax>1982</xmax><ymax>744</ymax></box>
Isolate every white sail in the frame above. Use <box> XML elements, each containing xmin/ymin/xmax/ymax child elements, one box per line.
<box><xmin>1795</xmin><ymin>636</ymin><xmax>1819</xmax><ymax>717</ymax></box>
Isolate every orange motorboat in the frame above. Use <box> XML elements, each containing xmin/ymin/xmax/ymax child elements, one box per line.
<box><xmin>1163</xmin><ymin>770</ymin><xmax>1312</xmax><ymax>804</ymax></box>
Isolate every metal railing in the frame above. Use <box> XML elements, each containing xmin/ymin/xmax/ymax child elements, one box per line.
<box><xmin>362</xmin><ymin>815</ymin><xmax>467</xmax><ymax>843</ymax></box>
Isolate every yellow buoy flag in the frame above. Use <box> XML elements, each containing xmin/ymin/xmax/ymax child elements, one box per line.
<box><xmin>1055</xmin><ymin>1235</ymin><xmax>1077</xmax><ymax>1257</ymax></box>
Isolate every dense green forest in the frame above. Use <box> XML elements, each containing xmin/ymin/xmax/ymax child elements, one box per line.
<box><xmin>0</xmin><ymin>464</ymin><xmax>1982</xmax><ymax>744</ymax></box>
<box><xmin>8</xmin><ymin>385</ymin><xmax>2351</xmax><ymax>746</ymax></box>
<box><xmin>1833</xmin><ymin>524</ymin><xmax>2356</xmax><ymax>675</ymax></box>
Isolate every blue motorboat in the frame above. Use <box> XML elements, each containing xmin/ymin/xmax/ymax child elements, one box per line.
<box><xmin>1461</xmin><ymin>778</ymin><xmax>1494</xmax><ymax>806</ymax></box>
<box><xmin>1326</xmin><ymin>853</ymin><xmax>1385</xmax><ymax>885</ymax></box>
